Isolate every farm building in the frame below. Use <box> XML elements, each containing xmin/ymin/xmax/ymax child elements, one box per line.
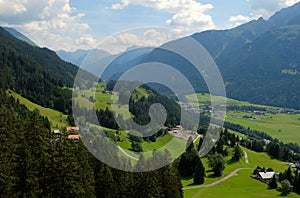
<box><xmin>67</xmin><ymin>127</ymin><xmax>80</xmax><ymax>132</ymax></box>
<box><xmin>288</xmin><ymin>162</ymin><xmax>300</xmax><ymax>170</ymax></box>
<box><xmin>257</xmin><ymin>172</ymin><xmax>276</xmax><ymax>182</ymax></box>
<box><xmin>68</xmin><ymin>134</ymin><xmax>80</xmax><ymax>142</ymax></box>
<box><xmin>53</xmin><ymin>129</ymin><xmax>61</xmax><ymax>134</ymax></box>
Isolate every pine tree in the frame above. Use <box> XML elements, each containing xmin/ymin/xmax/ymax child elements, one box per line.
<box><xmin>17</xmin><ymin>109</ymin><xmax>49</xmax><ymax>197</ymax></box>
<box><xmin>268</xmin><ymin>175</ymin><xmax>278</xmax><ymax>189</ymax></box>
<box><xmin>194</xmin><ymin>159</ymin><xmax>205</xmax><ymax>184</ymax></box>
<box><xmin>285</xmin><ymin>167</ymin><xmax>293</xmax><ymax>183</ymax></box>
<box><xmin>208</xmin><ymin>153</ymin><xmax>225</xmax><ymax>176</ymax></box>
<box><xmin>0</xmin><ymin>104</ymin><xmax>20</xmax><ymax>197</ymax></box>
<box><xmin>75</xmin><ymin>143</ymin><xmax>95</xmax><ymax>197</ymax></box>
<box><xmin>178</xmin><ymin>148</ymin><xmax>200</xmax><ymax>177</ymax></box>
<box><xmin>94</xmin><ymin>164</ymin><xmax>117</xmax><ymax>198</ymax></box>
<box><xmin>231</xmin><ymin>144</ymin><xmax>243</xmax><ymax>161</ymax></box>
<box><xmin>216</xmin><ymin>139</ymin><xmax>224</xmax><ymax>154</ymax></box>
<box><xmin>281</xmin><ymin>179</ymin><xmax>292</xmax><ymax>196</ymax></box>
<box><xmin>160</xmin><ymin>165</ymin><xmax>183</xmax><ymax>198</ymax></box>
<box><xmin>293</xmin><ymin>171</ymin><xmax>300</xmax><ymax>194</ymax></box>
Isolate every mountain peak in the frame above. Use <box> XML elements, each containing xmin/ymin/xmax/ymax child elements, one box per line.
<box><xmin>4</xmin><ymin>27</ymin><xmax>37</xmax><ymax>47</ymax></box>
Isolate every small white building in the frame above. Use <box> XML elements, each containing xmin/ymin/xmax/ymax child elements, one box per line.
<box><xmin>53</xmin><ymin>130</ymin><xmax>61</xmax><ymax>134</ymax></box>
<box><xmin>258</xmin><ymin>172</ymin><xmax>276</xmax><ymax>181</ymax></box>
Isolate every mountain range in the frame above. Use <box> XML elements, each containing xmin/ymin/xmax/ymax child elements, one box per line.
<box><xmin>3</xmin><ymin>2</ymin><xmax>300</xmax><ymax>109</ymax></box>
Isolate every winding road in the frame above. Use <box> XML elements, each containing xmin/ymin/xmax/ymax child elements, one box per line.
<box><xmin>184</xmin><ymin>150</ymin><xmax>252</xmax><ymax>190</ymax></box>
<box><xmin>183</xmin><ymin>168</ymin><xmax>253</xmax><ymax>190</ymax></box>
<box><xmin>117</xmin><ymin>146</ymin><xmax>139</xmax><ymax>160</ymax></box>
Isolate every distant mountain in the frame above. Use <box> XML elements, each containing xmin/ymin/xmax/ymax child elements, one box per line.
<box><xmin>57</xmin><ymin>49</ymin><xmax>111</xmax><ymax>67</ymax></box>
<box><xmin>96</xmin><ymin>2</ymin><xmax>300</xmax><ymax>109</ymax></box>
<box><xmin>60</xmin><ymin>47</ymin><xmax>153</xmax><ymax>81</ymax></box>
<box><xmin>4</xmin><ymin>27</ymin><xmax>37</xmax><ymax>47</ymax></box>
<box><xmin>223</xmin><ymin>25</ymin><xmax>300</xmax><ymax>108</ymax></box>
<box><xmin>101</xmin><ymin>47</ymin><xmax>153</xmax><ymax>81</ymax></box>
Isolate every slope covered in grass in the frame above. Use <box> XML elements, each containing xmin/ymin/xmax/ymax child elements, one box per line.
<box><xmin>8</xmin><ymin>90</ymin><xmax>68</xmax><ymax>129</ymax></box>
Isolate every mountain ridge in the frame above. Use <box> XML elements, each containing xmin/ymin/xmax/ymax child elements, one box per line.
<box><xmin>4</xmin><ymin>27</ymin><xmax>37</xmax><ymax>47</ymax></box>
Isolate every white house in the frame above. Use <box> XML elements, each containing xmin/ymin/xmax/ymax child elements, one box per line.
<box><xmin>258</xmin><ymin>172</ymin><xmax>276</xmax><ymax>181</ymax></box>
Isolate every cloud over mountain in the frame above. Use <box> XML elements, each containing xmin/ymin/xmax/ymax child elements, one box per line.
<box><xmin>0</xmin><ymin>0</ymin><xmax>96</xmax><ymax>51</ymax></box>
<box><xmin>111</xmin><ymin>0</ymin><xmax>215</xmax><ymax>33</ymax></box>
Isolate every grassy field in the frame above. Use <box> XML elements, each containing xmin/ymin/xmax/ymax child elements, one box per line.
<box><xmin>8</xmin><ymin>91</ymin><xmax>68</xmax><ymax>130</ymax></box>
<box><xmin>75</xmin><ymin>83</ymin><xmax>150</xmax><ymax>111</ymax></box>
<box><xmin>185</xmin><ymin>93</ymin><xmax>272</xmax><ymax>108</ymax></box>
<box><xmin>181</xmin><ymin>146</ymin><xmax>289</xmax><ymax>188</ymax></box>
<box><xmin>116</xmin><ymin>132</ymin><xmax>186</xmax><ymax>160</ymax></box>
<box><xmin>142</xmin><ymin>134</ymin><xmax>173</xmax><ymax>151</ymax></box>
<box><xmin>183</xmin><ymin>147</ymin><xmax>296</xmax><ymax>198</ymax></box>
<box><xmin>184</xmin><ymin>169</ymin><xmax>299</xmax><ymax>198</ymax></box>
<box><xmin>74</xmin><ymin>83</ymin><xmax>151</xmax><ymax>121</ymax></box>
<box><xmin>186</xmin><ymin>93</ymin><xmax>300</xmax><ymax>144</ymax></box>
<box><xmin>226</xmin><ymin>111</ymin><xmax>300</xmax><ymax>144</ymax></box>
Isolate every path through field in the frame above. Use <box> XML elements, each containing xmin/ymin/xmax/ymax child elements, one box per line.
<box><xmin>244</xmin><ymin>150</ymin><xmax>249</xmax><ymax>164</ymax></box>
<box><xmin>183</xmin><ymin>168</ymin><xmax>253</xmax><ymax>190</ymax></box>
<box><xmin>117</xmin><ymin>146</ymin><xmax>139</xmax><ymax>160</ymax></box>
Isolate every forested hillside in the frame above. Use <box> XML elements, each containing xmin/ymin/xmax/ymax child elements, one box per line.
<box><xmin>0</xmin><ymin>27</ymin><xmax>78</xmax><ymax>87</ymax></box>
<box><xmin>0</xmin><ymin>88</ymin><xmax>183</xmax><ymax>197</ymax></box>
<box><xmin>0</xmin><ymin>27</ymin><xmax>98</xmax><ymax>114</ymax></box>
<box><xmin>0</xmin><ymin>27</ymin><xmax>72</xmax><ymax>113</ymax></box>
<box><xmin>0</xmin><ymin>27</ymin><xmax>185</xmax><ymax>197</ymax></box>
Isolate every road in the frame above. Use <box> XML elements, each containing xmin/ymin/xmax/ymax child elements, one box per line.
<box><xmin>183</xmin><ymin>168</ymin><xmax>253</xmax><ymax>190</ymax></box>
<box><xmin>244</xmin><ymin>151</ymin><xmax>249</xmax><ymax>164</ymax></box>
<box><xmin>183</xmin><ymin>150</ymin><xmax>252</xmax><ymax>190</ymax></box>
<box><xmin>193</xmin><ymin>134</ymin><xmax>202</xmax><ymax>143</ymax></box>
<box><xmin>117</xmin><ymin>146</ymin><xmax>139</xmax><ymax>161</ymax></box>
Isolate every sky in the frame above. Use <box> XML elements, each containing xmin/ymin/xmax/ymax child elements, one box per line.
<box><xmin>0</xmin><ymin>0</ymin><xmax>299</xmax><ymax>52</ymax></box>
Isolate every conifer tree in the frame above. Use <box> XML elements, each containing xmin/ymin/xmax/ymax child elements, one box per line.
<box><xmin>268</xmin><ymin>175</ymin><xmax>278</xmax><ymax>189</ymax></box>
<box><xmin>231</xmin><ymin>144</ymin><xmax>243</xmax><ymax>161</ymax></box>
<box><xmin>17</xmin><ymin>109</ymin><xmax>49</xmax><ymax>197</ymax></box>
<box><xmin>194</xmin><ymin>159</ymin><xmax>205</xmax><ymax>184</ymax></box>
<box><xmin>293</xmin><ymin>171</ymin><xmax>300</xmax><ymax>194</ymax></box>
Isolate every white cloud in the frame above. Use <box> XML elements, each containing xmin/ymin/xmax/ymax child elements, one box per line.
<box><xmin>111</xmin><ymin>0</ymin><xmax>215</xmax><ymax>34</ymax></box>
<box><xmin>227</xmin><ymin>0</ymin><xmax>299</xmax><ymax>29</ymax></box>
<box><xmin>284</xmin><ymin>0</ymin><xmax>300</xmax><ymax>6</ymax></box>
<box><xmin>229</xmin><ymin>15</ymin><xmax>252</xmax><ymax>27</ymax></box>
<box><xmin>0</xmin><ymin>0</ymin><xmax>27</xmax><ymax>16</ymax></box>
<box><xmin>247</xmin><ymin>0</ymin><xmax>300</xmax><ymax>19</ymax></box>
<box><xmin>98</xmin><ymin>28</ymin><xmax>183</xmax><ymax>54</ymax></box>
<box><xmin>0</xmin><ymin>0</ymin><xmax>96</xmax><ymax>51</ymax></box>
<box><xmin>111</xmin><ymin>0</ymin><xmax>129</xmax><ymax>9</ymax></box>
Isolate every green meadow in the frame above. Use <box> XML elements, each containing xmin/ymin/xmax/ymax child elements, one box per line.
<box><xmin>186</xmin><ymin>93</ymin><xmax>300</xmax><ymax>144</ymax></box>
<box><xmin>8</xmin><ymin>91</ymin><xmax>68</xmax><ymax>130</ymax></box>
<box><xmin>182</xmin><ymin>147</ymin><xmax>288</xmax><ymax>188</ymax></box>
<box><xmin>183</xmin><ymin>147</ymin><xmax>297</xmax><ymax>198</ymax></box>
<box><xmin>226</xmin><ymin>111</ymin><xmax>300</xmax><ymax>144</ymax></box>
<box><xmin>185</xmin><ymin>93</ymin><xmax>272</xmax><ymax>108</ymax></box>
<box><xmin>184</xmin><ymin>169</ymin><xmax>299</xmax><ymax>198</ymax></box>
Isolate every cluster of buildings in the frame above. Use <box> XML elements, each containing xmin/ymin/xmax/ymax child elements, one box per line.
<box><xmin>52</xmin><ymin>127</ymin><xmax>80</xmax><ymax>143</ymax></box>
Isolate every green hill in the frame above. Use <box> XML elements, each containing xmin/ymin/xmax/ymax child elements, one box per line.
<box><xmin>8</xmin><ymin>90</ymin><xmax>68</xmax><ymax>130</ymax></box>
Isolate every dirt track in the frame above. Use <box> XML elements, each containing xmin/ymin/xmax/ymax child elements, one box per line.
<box><xmin>183</xmin><ymin>168</ymin><xmax>253</xmax><ymax>190</ymax></box>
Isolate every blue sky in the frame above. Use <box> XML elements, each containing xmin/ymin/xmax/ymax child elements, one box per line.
<box><xmin>0</xmin><ymin>0</ymin><xmax>299</xmax><ymax>51</ymax></box>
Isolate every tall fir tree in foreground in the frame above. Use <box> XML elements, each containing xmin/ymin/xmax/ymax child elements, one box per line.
<box><xmin>193</xmin><ymin>159</ymin><xmax>205</xmax><ymax>184</ymax></box>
